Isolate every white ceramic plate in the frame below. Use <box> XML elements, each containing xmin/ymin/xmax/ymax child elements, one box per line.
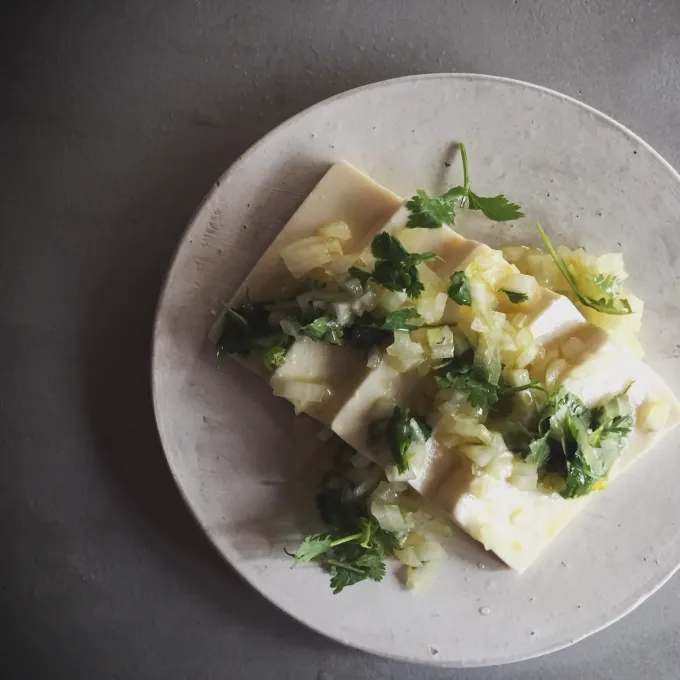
<box><xmin>152</xmin><ymin>74</ymin><xmax>680</xmax><ymax>667</ymax></box>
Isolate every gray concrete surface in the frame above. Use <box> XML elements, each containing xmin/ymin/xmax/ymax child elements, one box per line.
<box><xmin>3</xmin><ymin>0</ymin><xmax>680</xmax><ymax>678</ymax></box>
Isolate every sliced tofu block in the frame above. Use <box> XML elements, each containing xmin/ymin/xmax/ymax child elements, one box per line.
<box><xmin>412</xmin><ymin>327</ymin><xmax>680</xmax><ymax>573</ymax></box>
<box><xmin>216</xmin><ymin>161</ymin><xmax>402</xmax><ymax>382</ymax></box>
<box><xmin>231</xmin><ymin>161</ymin><xmax>402</xmax><ymax>302</ymax></box>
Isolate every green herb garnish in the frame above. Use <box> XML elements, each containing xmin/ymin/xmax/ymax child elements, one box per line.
<box><xmin>435</xmin><ymin>351</ymin><xmax>545</xmax><ymax>409</ymax></box>
<box><xmin>289</xmin><ymin>451</ymin><xmax>402</xmax><ymax>593</ymax></box>
<box><xmin>378</xmin><ymin>406</ymin><xmax>432</xmax><ymax>474</ymax></box>
<box><xmin>404</xmin><ymin>144</ymin><xmax>523</xmax><ymax>228</ymax></box>
<box><xmin>216</xmin><ymin>300</ymin><xmax>275</xmax><ymax>362</ymax></box>
<box><xmin>448</xmin><ymin>271</ymin><xmax>472</xmax><ymax>306</ymax></box>
<box><xmin>502</xmin><ymin>387</ymin><xmax>634</xmax><ymax>498</ymax></box>
<box><xmin>502</xmin><ymin>289</ymin><xmax>529</xmax><ymax>304</ymax></box>
<box><xmin>536</xmin><ymin>224</ymin><xmax>632</xmax><ymax>315</ymax></box>
<box><xmin>370</xmin><ymin>232</ymin><xmax>436</xmax><ymax>298</ymax></box>
<box><xmin>380</xmin><ymin>308</ymin><xmax>423</xmax><ymax>331</ymax></box>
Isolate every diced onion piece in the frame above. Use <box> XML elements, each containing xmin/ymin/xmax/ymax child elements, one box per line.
<box><xmin>318</xmin><ymin>221</ymin><xmax>351</xmax><ymax>240</ymax></box>
<box><xmin>367</xmin><ymin>347</ymin><xmax>383</xmax><ymax>369</ymax></box>
<box><xmin>371</xmin><ymin>502</ymin><xmax>408</xmax><ymax>534</ymax></box>
<box><xmin>280</xmin><ymin>236</ymin><xmax>343</xmax><ymax>278</ymax></box>
<box><xmin>395</xmin><ymin>546</ymin><xmax>423</xmax><ymax>568</ymax></box>
<box><xmin>406</xmin><ymin>558</ymin><xmax>441</xmax><ymax>590</ymax></box>
<box><xmin>498</xmin><ymin>272</ymin><xmax>539</xmax><ymax>301</ymax></box>
<box><xmin>486</xmin><ymin>451</ymin><xmax>514</xmax><ymax>480</ymax></box>
<box><xmin>511</xmin><ymin>313</ymin><xmax>528</xmax><ymax>329</ymax></box>
<box><xmin>280</xmin><ymin>317</ymin><xmax>300</xmax><ymax>337</ymax></box>
<box><xmin>638</xmin><ymin>399</ymin><xmax>671</xmax><ymax>432</ymax></box>
<box><xmin>270</xmin><ymin>378</ymin><xmax>329</xmax><ymax>413</ymax></box>
<box><xmin>560</xmin><ymin>336</ymin><xmax>585</xmax><ymax>362</ymax></box>
<box><xmin>460</xmin><ymin>443</ymin><xmax>501</xmax><ymax>467</ymax></box>
<box><xmin>386</xmin><ymin>462</ymin><xmax>415</xmax><ymax>482</ymax></box>
<box><xmin>545</xmin><ymin>357</ymin><xmax>568</xmax><ymax>389</ymax></box>
<box><xmin>526</xmin><ymin>252</ymin><xmax>565</xmax><ymax>290</ymax></box>
<box><xmin>358</xmin><ymin>287</ymin><xmax>378</xmax><ymax>312</ymax></box>
<box><xmin>506</xmin><ymin>368</ymin><xmax>530</xmax><ymax>387</ymax></box>
<box><xmin>509</xmin><ymin>460</ymin><xmax>539</xmax><ymax>491</ymax></box>
<box><xmin>426</xmin><ymin>325</ymin><xmax>455</xmax><ymax>360</ymax></box>
<box><xmin>379</xmin><ymin>289</ymin><xmax>408</xmax><ymax>312</ymax></box>
<box><xmin>341</xmin><ymin>277</ymin><xmax>364</xmax><ymax>298</ymax></box>
<box><xmin>409</xmin><ymin>533</ymin><xmax>446</xmax><ymax>562</ymax></box>
<box><xmin>417</xmin><ymin>292</ymin><xmax>448</xmax><ymax>324</ymax></box>
<box><xmin>325</xmin><ymin>254</ymin><xmax>357</xmax><ymax>276</ymax></box>
<box><xmin>370</xmin><ymin>481</ymin><xmax>408</xmax><ymax>503</ymax></box>
<box><xmin>386</xmin><ymin>330</ymin><xmax>425</xmax><ymax>373</ymax></box>
<box><xmin>331</xmin><ymin>301</ymin><xmax>353</xmax><ymax>326</ymax></box>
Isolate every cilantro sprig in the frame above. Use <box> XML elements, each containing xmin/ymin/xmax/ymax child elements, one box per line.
<box><xmin>435</xmin><ymin>351</ymin><xmax>545</xmax><ymax>409</ymax></box>
<box><xmin>370</xmin><ymin>232</ymin><xmax>436</xmax><ymax>298</ymax></box>
<box><xmin>448</xmin><ymin>270</ymin><xmax>472</xmax><ymax>306</ymax></box>
<box><xmin>404</xmin><ymin>143</ymin><xmax>523</xmax><ymax>229</ymax></box>
<box><xmin>288</xmin><ymin>449</ymin><xmax>402</xmax><ymax>593</ymax></box>
<box><xmin>536</xmin><ymin>224</ymin><xmax>632</xmax><ymax>316</ymax></box>
<box><xmin>501</xmin><ymin>387</ymin><xmax>634</xmax><ymax>498</ymax></box>
<box><xmin>502</xmin><ymin>289</ymin><xmax>529</xmax><ymax>304</ymax></box>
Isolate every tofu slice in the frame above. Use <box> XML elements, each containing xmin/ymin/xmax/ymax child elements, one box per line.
<box><xmin>413</xmin><ymin>324</ymin><xmax>680</xmax><ymax>573</ymax></box>
<box><xmin>215</xmin><ymin>161</ymin><xmax>402</xmax><ymax>383</ymax></box>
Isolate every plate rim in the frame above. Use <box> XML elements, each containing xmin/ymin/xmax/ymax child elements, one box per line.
<box><xmin>151</xmin><ymin>72</ymin><xmax>680</xmax><ymax>667</ymax></box>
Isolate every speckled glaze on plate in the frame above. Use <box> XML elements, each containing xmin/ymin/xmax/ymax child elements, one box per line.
<box><xmin>151</xmin><ymin>74</ymin><xmax>680</xmax><ymax>667</ymax></box>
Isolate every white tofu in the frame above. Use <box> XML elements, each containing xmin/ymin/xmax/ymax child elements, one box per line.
<box><xmin>413</xmin><ymin>326</ymin><xmax>680</xmax><ymax>573</ymax></box>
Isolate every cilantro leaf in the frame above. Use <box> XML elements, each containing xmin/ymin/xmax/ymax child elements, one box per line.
<box><xmin>502</xmin><ymin>289</ymin><xmax>529</xmax><ymax>304</ymax></box>
<box><xmin>380</xmin><ymin>308</ymin><xmax>422</xmax><ymax>331</ymax></box>
<box><xmin>328</xmin><ymin>560</ymin><xmax>369</xmax><ymax>593</ymax></box>
<box><xmin>536</xmin><ymin>224</ymin><xmax>633</xmax><ymax>315</ymax></box>
<box><xmin>262</xmin><ymin>342</ymin><xmax>289</xmax><ymax>372</ymax></box>
<box><xmin>370</xmin><ymin>233</ymin><xmax>436</xmax><ymax>299</ymax></box>
<box><xmin>405</xmin><ymin>189</ymin><xmax>457</xmax><ymax>229</ymax></box>
<box><xmin>383</xmin><ymin>406</ymin><xmax>432</xmax><ymax>474</ymax></box>
<box><xmin>448</xmin><ymin>271</ymin><xmax>472</xmax><ymax>306</ymax></box>
<box><xmin>348</xmin><ymin>266</ymin><xmax>372</xmax><ymax>286</ymax></box>
<box><xmin>292</xmin><ymin>533</ymin><xmax>333</xmax><ymax>562</ymax></box>
<box><xmin>436</xmin><ymin>351</ymin><xmax>545</xmax><ymax>409</ymax></box>
<box><xmin>468</xmin><ymin>191</ymin><xmax>524</xmax><ymax>222</ymax></box>
<box><xmin>216</xmin><ymin>301</ymin><xmax>275</xmax><ymax>362</ymax></box>
<box><xmin>300</xmin><ymin>315</ymin><xmax>344</xmax><ymax>345</ymax></box>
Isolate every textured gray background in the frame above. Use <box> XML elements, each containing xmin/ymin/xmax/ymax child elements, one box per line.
<box><xmin>3</xmin><ymin>0</ymin><xmax>680</xmax><ymax>678</ymax></box>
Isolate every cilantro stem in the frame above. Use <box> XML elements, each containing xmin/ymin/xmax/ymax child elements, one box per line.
<box><xmin>329</xmin><ymin>532</ymin><xmax>363</xmax><ymax>547</ymax></box>
<box><xmin>459</xmin><ymin>142</ymin><xmax>470</xmax><ymax>194</ymax></box>
<box><xmin>324</xmin><ymin>559</ymin><xmax>365</xmax><ymax>575</ymax></box>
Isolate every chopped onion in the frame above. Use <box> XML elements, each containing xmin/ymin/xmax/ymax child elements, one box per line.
<box><xmin>406</xmin><ymin>558</ymin><xmax>441</xmax><ymax>590</ymax></box>
<box><xmin>280</xmin><ymin>236</ymin><xmax>344</xmax><ymax>278</ymax></box>
<box><xmin>280</xmin><ymin>317</ymin><xmax>301</xmax><ymax>337</ymax></box>
<box><xmin>417</xmin><ymin>292</ymin><xmax>448</xmax><ymax>324</ymax></box>
<box><xmin>371</xmin><ymin>502</ymin><xmax>408</xmax><ymax>534</ymax></box>
<box><xmin>379</xmin><ymin>289</ymin><xmax>408</xmax><ymax>312</ymax></box>
<box><xmin>509</xmin><ymin>460</ymin><xmax>539</xmax><ymax>491</ymax></box>
<box><xmin>498</xmin><ymin>272</ymin><xmax>539</xmax><ymax>300</ymax></box>
<box><xmin>341</xmin><ymin>277</ymin><xmax>364</xmax><ymax>298</ymax></box>
<box><xmin>386</xmin><ymin>330</ymin><xmax>425</xmax><ymax>373</ymax></box>
<box><xmin>545</xmin><ymin>357</ymin><xmax>567</xmax><ymax>389</ymax></box>
<box><xmin>395</xmin><ymin>546</ymin><xmax>423</xmax><ymax>568</ymax></box>
<box><xmin>638</xmin><ymin>399</ymin><xmax>670</xmax><ymax>432</ymax></box>
<box><xmin>559</xmin><ymin>336</ymin><xmax>585</xmax><ymax>362</ymax></box>
<box><xmin>318</xmin><ymin>221</ymin><xmax>351</xmax><ymax>240</ymax></box>
<box><xmin>426</xmin><ymin>325</ymin><xmax>455</xmax><ymax>360</ymax></box>
<box><xmin>331</xmin><ymin>301</ymin><xmax>353</xmax><ymax>326</ymax></box>
<box><xmin>410</xmin><ymin>534</ymin><xmax>446</xmax><ymax>563</ymax></box>
<box><xmin>370</xmin><ymin>481</ymin><xmax>408</xmax><ymax>503</ymax></box>
<box><xmin>367</xmin><ymin>347</ymin><xmax>383</xmax><ymax>369</ymax></box>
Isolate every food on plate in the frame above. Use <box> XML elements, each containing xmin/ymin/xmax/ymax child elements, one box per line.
<box><xmin>213</xmin><ymin>145</ymin><xmax>680</xmax><ymax>591</ymax></box>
